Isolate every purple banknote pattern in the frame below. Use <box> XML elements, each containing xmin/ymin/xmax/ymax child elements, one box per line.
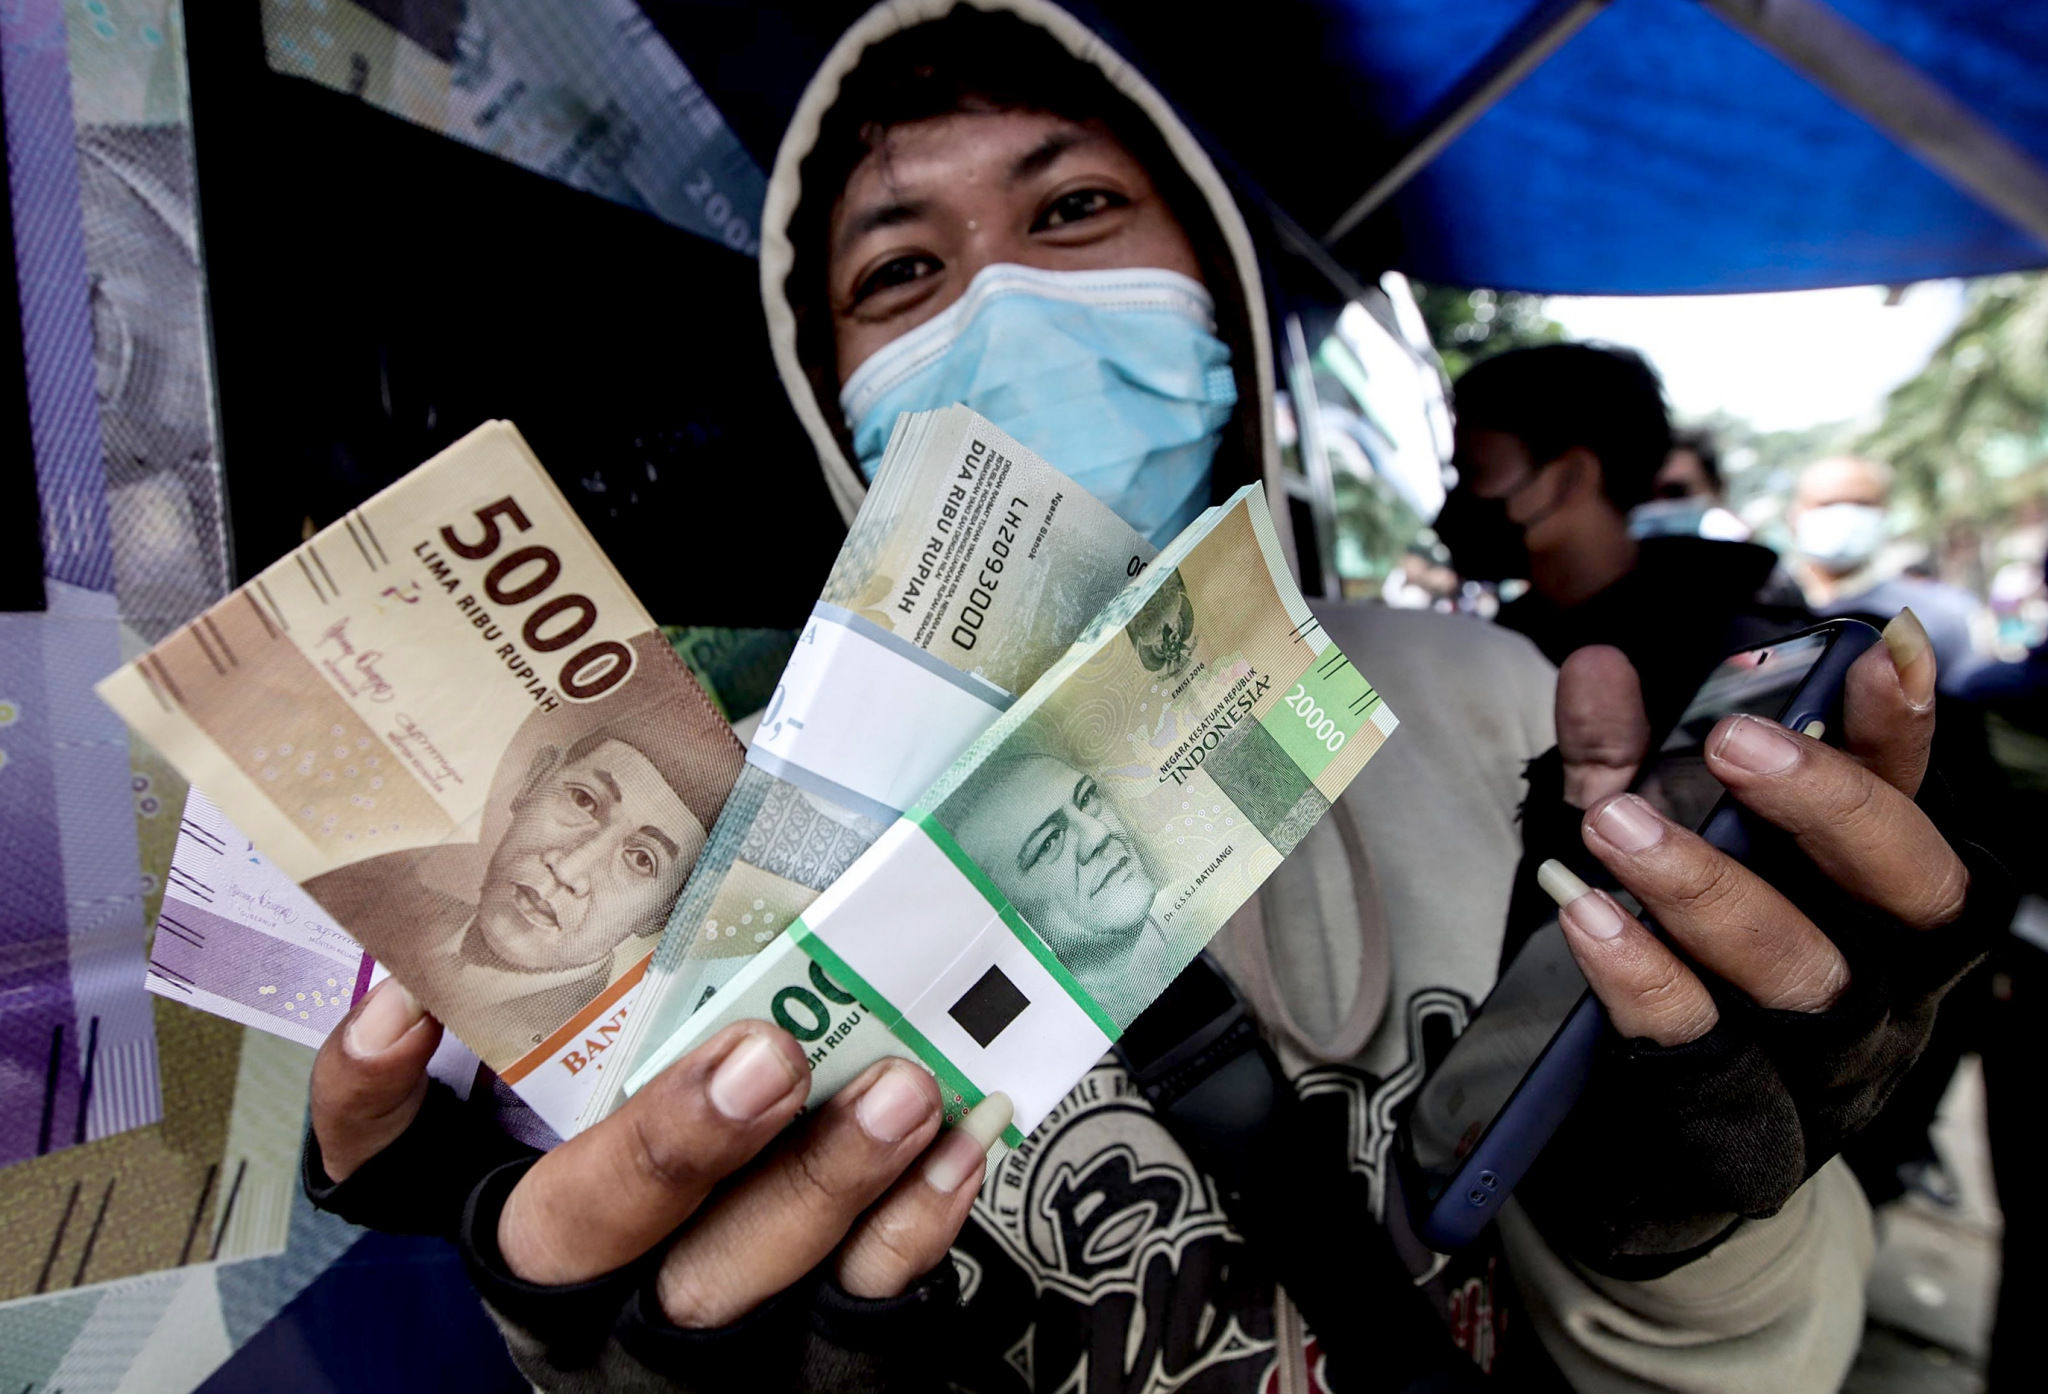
<box><xmin>1</xmin><ymin>0</ymin><xmax>161</xmax><ymax>1167</ymax></box>
<box><xmin>151</xmin><ymin>785</ymin><xmax>373</xmax><ymax>1051</ymax></box>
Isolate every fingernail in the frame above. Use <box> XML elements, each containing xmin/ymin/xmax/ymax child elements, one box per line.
<box><xmin>1883</xmin><ymin>608</ymin><xmax>1936</xmax><ymax>712</ymax></box>
<box><xmin>1712</xmin><ymin>714</ymin><xmax>1799</xmax><ymax>774</ymax></box>
<box><xmin>856</xmin><ymin>1064</ymin><xmax>933</xmax><ymax>1143</ymax></box>
<box><xmin>345</xmin><ymin>978</ymin><xmax>423</xmax><ymax>1058</ymax></box>
<box><xmin>1537</xmin><ymin>859</ymin><xmax>1626</xmax><ymax>940</ymax></box>
<box><xmin>1592</xmin><ymin>794</ymin><xmax>1664</xmax><ymax>853</ymax></box>
<box><xmin>1537</xmin><ymin>857</ymin><xmax>1591</xmax><ymax>907</ymax></box>
<box><xmin>708</xmin><ymin>1034</ymin><xmax>800</xmax><ymax>1121</ymax></box>
<box><xmin>922</xmin><ymin>1130</ymin><xmax>988</xmax><ymax>1194</ymax></box>
<box><xmin>926</xmin><ymin>1093</ymin><xmax>1012</xmax><ymax>1193</ymax></box>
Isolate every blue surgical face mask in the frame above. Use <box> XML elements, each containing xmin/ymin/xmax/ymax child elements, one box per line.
<box><xmin>839</xmin><ymin>264</ymin><xmax>1238</xmax><ymax>546</ymax></box>
<box><xmin>1795</xmin><ymin>502</ymin><xmax>1887</xmax><ymax>571</ymax></box>
<box><xmin>1628</xmin><ymin>497</ymin><xmax>1713</xmax><ymax>539</ymax></box>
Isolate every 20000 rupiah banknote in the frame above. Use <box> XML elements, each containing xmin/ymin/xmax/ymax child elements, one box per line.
<box><xmin>97</xmin><ymin>422</ymin><xmax>744</xmax><ymax>1137</ymax></box>
<box><xmin>623</xmin><ymin>486</ymin><xmax>1398</xmax><ymax>1143</ymax></box>
<box><xmin>586</xmin><ymin>407</ymin><xmax>1153</xmax><ymax>1129</ymax></box>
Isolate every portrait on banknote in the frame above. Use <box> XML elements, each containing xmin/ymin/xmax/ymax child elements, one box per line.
<box><xmin>622</xmin><ymin>489</ymin><xmax>1398</xmax><ymax>1136</ymax></box>
<box><xmin>305</xmin><ymin>631</ymin><xmax>711</xmax><ymax>1065</ymax></box>
<box><xmin>944</xmin><ymin>748</ymin><xmax>1170</xmax><ymax>1016</ymax></box>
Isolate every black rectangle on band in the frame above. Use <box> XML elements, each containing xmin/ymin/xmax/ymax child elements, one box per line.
<box><xmin>948</xmin><ymin>965</ymin><xmax>1029</xmax><ymax>1049</ymax></box>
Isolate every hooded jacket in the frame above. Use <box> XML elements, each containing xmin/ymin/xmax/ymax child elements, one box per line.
<box><xmin>759</xmin><ymin>0</ymin><xmax>1289</xmax><ymax>554</ymax></box>
<box><xmin>318</xmin><ymin>4</ymin><xmax>1879</xmax><ymax>1390</ymax></box>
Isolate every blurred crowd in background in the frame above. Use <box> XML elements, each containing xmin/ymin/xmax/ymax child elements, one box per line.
<box><xmin>1330</xmin><ymin>274</ymin><xmax>2048</xmax><ymax>678</ymax></box>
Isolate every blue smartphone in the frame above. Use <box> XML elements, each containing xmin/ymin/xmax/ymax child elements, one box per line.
<box><xmin>1398</xmin><ymin>618</ymin><xmax>1882</xmax><ymax>1251</ymax></box>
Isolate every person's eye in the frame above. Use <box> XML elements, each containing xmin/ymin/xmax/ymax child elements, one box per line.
<box><xmin>623</xmin><ymin>845</ymin><xmax>657</xmax><ymax>878</ymax></box>
<box><xmin>1035</xmin><ymin>827</ymin><xmax>1063</xmax><ymax>865</ymax></box>
<box><xmin>1076</xmin><ymin>779</ymin><xmax>1095</xmax><ymax>810</ymax></box>
<box><xmin>1033</xmin><ymin>187</ymin><xmax>1128</xmax><ymax>231</ymax></box>
<box><xmin>853</xmin><ymin>253</ymin><xmax>941</xmax><ymax>304</ymax></box>
<box><xmin>565</xmin><ymin>784</ymin><xmax>599</xmax><ymax>814</ymax></box>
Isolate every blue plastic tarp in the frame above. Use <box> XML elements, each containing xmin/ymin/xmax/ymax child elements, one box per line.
<box><xmin>1303</xmin><ymin>0</ymin><xmax>2048</xmax><ymax>292</ymax></box>
<box><xmin>658</xmin><ymin>0</ymin><xmax>2048</xmax><ymax>294</ymax></box>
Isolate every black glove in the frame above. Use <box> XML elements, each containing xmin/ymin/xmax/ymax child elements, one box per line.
<box><xmin>459</xmin><ymin>1156</ymin><xmax>962</xmax><ymax>1392</ymax></box>
<box><xmin>305</xmin><ymin>1092</ymin><xmax>965</xmax><ymax>1391</ymax></box>
<box><xmin>1509</xmin><ymin>746</ymin><xmax>2013</xmax><ymax>1275</ymax></box>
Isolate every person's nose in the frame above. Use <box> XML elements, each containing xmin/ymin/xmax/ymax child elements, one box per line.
<box><xmin>542</xmin><ymin>831</ymin><xmax>610</xmax><ymax>898</ymax></box>
<box><xmin>1072</xmin><ymin>810</ymin><xmax>1116</xmax><ymax>865</ymax></box>
<box><xmin>949</xmin><ymin>224</ymin><xmax>1070</xmax><ymax>296</ymax></box>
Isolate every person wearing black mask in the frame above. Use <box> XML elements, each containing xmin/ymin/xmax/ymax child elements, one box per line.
<box><xmin>1438</xmin><ymin>342</ymin><xmax>1810</xmax><ymax>733</ymax></box>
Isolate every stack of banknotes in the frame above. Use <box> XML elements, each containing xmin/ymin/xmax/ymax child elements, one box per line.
<box><xmin>102</xmin><ymin>408</ymin><xmax>1397</xmax><ymax>1147</ymax></box>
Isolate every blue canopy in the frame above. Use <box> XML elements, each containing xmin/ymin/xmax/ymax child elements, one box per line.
<box><xmin>1270</xmin><ymin>0</ymin><xmax>2048</xmax><ymax>293</ymax></box>
<box><xmin>657</xmin><ymin>0</ymin><xmax>2048</xmax><ymax>295</ymax></box>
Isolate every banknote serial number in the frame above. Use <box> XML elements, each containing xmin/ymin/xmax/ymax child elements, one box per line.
<box><xmin>430</xmin><ymin>496</ymin><xmax>634</xmax><ymax>701</ymax></box>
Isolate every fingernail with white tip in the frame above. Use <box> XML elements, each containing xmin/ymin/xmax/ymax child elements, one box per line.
<box><xmin>925</xmin><ymin>1093</ymin><xmax>1012</xmax><ymax>1193</ymax></box>
<box><xmin>1538</xmin><ymin>858</ymin><xmax>1626</xmax><ymax>940</ymax></box>
<box><xmin>1883</xmin><ymin>608</ymin><xmax>1936</xmax><ymax>712</ymax></box>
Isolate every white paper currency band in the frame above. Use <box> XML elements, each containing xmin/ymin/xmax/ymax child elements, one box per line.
<box><xmin>746</xmin><ymin>605</ymin><xmax>1011</xmax><ymax>823</ymax></box>
<box><xmin>799</xmin><ymin>820</ymin><xmax>1112</xmax><ymax>1135</ymax></box>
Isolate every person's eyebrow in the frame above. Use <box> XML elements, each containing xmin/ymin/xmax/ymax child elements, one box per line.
<box><xmin>834</xmin><ymin>197</ymin><xmax>930</xmax><ymax>258</ymax></box>
<box><xmin>640</xmin><ymin>826</ymin><xmax>681</xmax><ymax>861</ymax></box>
<box><xmin>1008</xmin><ymin>129</ymin><xmax>1098</xmax><ymax>184</ymax></box>
<box><xmin>592</xmin><ymin>769</ymin><xmax>621</xmax><ymax>806</ymax></box>
<box><xmin>1019</xmin><ymin>808</ymin><xmax>1067</xmax><ymax>871</ymax></box>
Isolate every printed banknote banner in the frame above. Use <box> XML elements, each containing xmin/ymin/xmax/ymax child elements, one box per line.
<box><xmin>0</xmin><ymin>1001</ymin><xmax>306</xmax><ymax>1303</ymax></box>
<box><xmin>2</xmin><ymin>0</ymin><xmax>162</xmax><ymax>1166</ymax></box>
<box><xmin>625</xmin><ymin>487</ymin><xmax>1397</xmax><ymax>1140</ymax></box>
<box><xmin>63</xmin><ymin>2</ymin><xmax>235</xmax><ymax>976</ymax></box>
<box><xmin>98</xmin><ymin>422</ymin><xmax>746</xmax><ymax>1137</ymax></box>
<box><xmin>584</xmin><ymin>408</ymin><xmax>1153</xmax><ymax>1130</ymax></box>
<box><xmin>0</xmin><ymin>1181</ymin><xmax>359</xmax><ymax>1394</ymax></box>
<box><xmin>261</xmin><ymin>0</ymin><xmax>766</xmax><ymax>254</ymax></box>
<box><xmin>66</xmin><ymin>0</ymin><xmax>233</xmax><ymax>646</ymax></box>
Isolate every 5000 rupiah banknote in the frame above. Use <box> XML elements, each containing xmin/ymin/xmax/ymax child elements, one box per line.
<box><xmin>623</xmin><ymin>486</ymin><xmax>1397</xmax><ymax>1141</ymax></box>
<box><xmin>97</xmin><ymin>422</ymin><xmax>744</xmax><ymax>1136</ymax></box>
<box><xmin>585</xmin><ymin>407</ymin><xmax>1152</xmax><ymax>1128</ymax></box>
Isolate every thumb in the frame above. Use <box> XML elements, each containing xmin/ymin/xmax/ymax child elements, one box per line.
<box><xmin>1557</xmin><ymin>646</ymin><xmax>1652</xmax><ymax>809</ymax></box>
<box><xmin>310</xmin><ymin>976</ymin><xmax>443</xmax><ymax>1183</ymax></box>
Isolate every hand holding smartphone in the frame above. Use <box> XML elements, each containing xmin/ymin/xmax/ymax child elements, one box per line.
<box><xmin>1398</xmin><ymin>620</ymin><xmax>1882</xmax><ymax>1251</ymax></box>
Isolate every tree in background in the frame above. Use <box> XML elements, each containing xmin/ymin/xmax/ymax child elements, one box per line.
<box><xmin>1859</xmin><ymin>273</ymin><xmax>2048</xmax><ymax>591</ymax></box>
<box><xmin>1411</xmin><ymin>284</ymin><xmax>1563</xmax><ymax>379</ymax></box>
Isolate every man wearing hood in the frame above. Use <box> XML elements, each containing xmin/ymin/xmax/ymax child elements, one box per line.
<box><xmin>303</xmin><ymin>6</ymin><xmax>2010</xmax><ymax>1392</ymax></box>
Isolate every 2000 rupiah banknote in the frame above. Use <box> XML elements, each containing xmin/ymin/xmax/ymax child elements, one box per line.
<box><xmin>622</xmin><ymin>485</ymin><xmax>1398</xmax><ymax>1143</ymax></box>
<box><xmin>585</xmin><ymin>407</ymin><xmax>1153</xmax><ymax>1129</ymax></box>
<box><xmin>96</xmin><ymin>421</ymin><xmax>744</xmax><ymax>1137</ymax></box>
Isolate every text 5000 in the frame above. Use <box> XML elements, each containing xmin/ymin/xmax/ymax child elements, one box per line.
<box><xmin>434</xmin><ymin>497</ymin><xmax>633</xmax><ymax>701</ymax></box>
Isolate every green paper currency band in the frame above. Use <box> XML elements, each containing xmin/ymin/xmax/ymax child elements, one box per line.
<box><xmin>791</xmin><ymin>921</ymin><xmax>1029</xmax><ymax>1150</ymax></box>
<box><xmin>907</xmin><ymin>808</ymin><xmax>1124</xmax><ymax>1043</ymax></box>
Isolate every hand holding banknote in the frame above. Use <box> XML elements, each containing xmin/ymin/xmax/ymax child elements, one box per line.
<box><xmin>99</xmin><ymin>422</ymin><xmax>749</xmax><ymax>1138</ymax></box>
<box><xmin>311</xmin><ymin>981</ymin><xmax>1010</xmax><ymax>1316</ymax></box>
